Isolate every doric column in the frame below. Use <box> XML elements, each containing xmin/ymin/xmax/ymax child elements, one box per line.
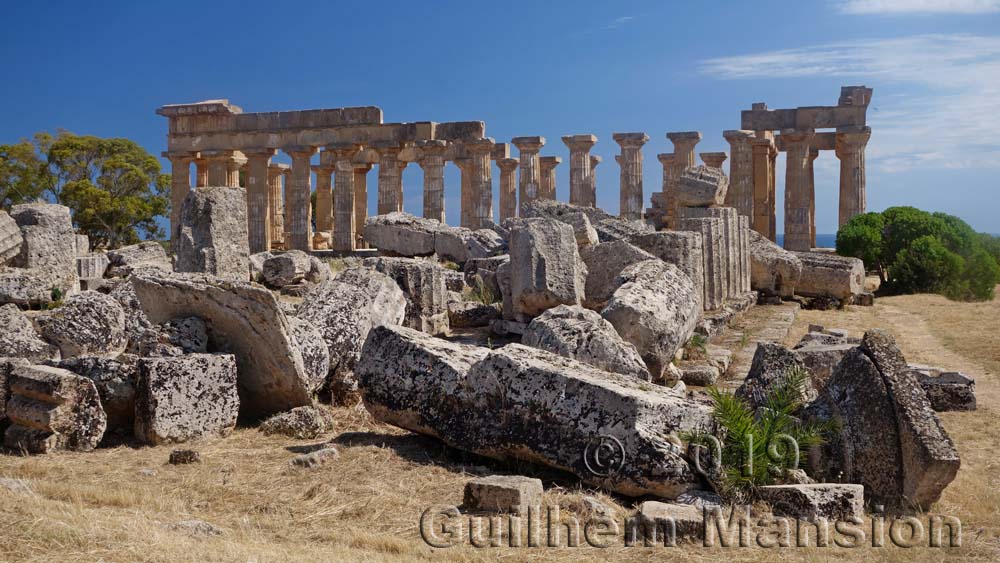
<box><xmin>807</xmin><ymin>148</ymin><xmax>820</xmax><ymax>248</ymax></box>
<box><xmin>376</xmin><ymin>143</ymin><xmax>406</xmax><ymax>215</ymax></box>
<box><xmin>612</xmin><ymin>132</ymin><xmax>649</xmax><ymax>220</ymax></box>
<box><xmin>244</xmin><ymin>149</ymin><xmax>276</xmax><ymax>254</ymax></box>
<box><xmin>329</xmin><ymin>143</ymin><xmax>361</xmax><ymax>252</ymax></box>
<box><xmin>454</xmin><ymin>158</ymin><xmax>472</xmax><ymax>227</ymax></box>
<box><xmin>227</xmin><ymin>153</ymin><xmax>247</xmax><ymax>188</ymax></box>
<box><xmin>589</xmin><ymin>155</ymin><xmax>601</xmax><ymax>206</ymax></box>
<box><xmin>203</xmin><ymin>150</ymin><xmax>236</xmax><ymax>186</ymax></box>
<box><xmin>194</xmin><ymin>158</ymin><xmax>208</xmax><ymax>187</ymax></box>
<box><xmin>267</xmin><ymin>163</ymin><xmax>287</xmax><ymax>247</ymax></box>
<box><xmin>666</xmin><ymin>131</ymin><xmax>702</xmax><ymax>227</ymax></box>
<box><xmin>654</xmin><ymin>153</ymin><xmax>675</xmax><ymax>227</ymax></box>
<box><xmin>700</xmin><ymin>152</ymin><xmax>728</xmax><ymax>170</ymax></box>
<box><xmin>284</xmin><ymin>146</ymin><xmax>318</xmax><ymax>251</ymax></box>
<box><xmin>465</xmin><ymin>138</ymin><xmax>495</xmax><ymax>229</ymax></box>
<box><xmin>281</xmin><ymin>167</ymin><xmax>293</xmax><ymax>245</ymax></box>
<box><xmin>511</xmin><ymin>136</ymin><xmax>545</xmax><ymax>214</ymax></box>
<box><xmin>561</xmin><ymin>134</ymin><xmax>597</xmax><ymax>207</ymax></box>
<box><xmin>538</xmin><ymin>156</ymin><xmax>561</xmax><ymax>201</ymax></box>
<box><xmin>751</xmin><ymin>135</ymin><xmax>778</xmax><ymax>241</ymax></box>
<box><xmin>164</xmin><ymin>151</ymin><xmax>194</xmax><ymax>246</ymax></box>
<box><xmin>354</xmin><ymin>163</ymin><xmax>373</xmax><ymax>248</ymax></box>
<box><xmin>496</xmin><ymin>157</ymin><xmax>519</xmax><ymax>221</ymax></box>
<box><xmin>723</xmin><ymin>130</ymin><xmax>755</xmax><ymax>221</ymax></box>
<box><xmin>417</xmin><ymin>140</ymin><xmax>448</xmax><ymax>224</ymax></box>
<box><xmin>312</xmin><ymin>163</ymin><xmax>335</xmax><ymax>233</ymax></box>
<box><xmin>836</xmin><ymin>126</ymin><xmax>871</xmax><ymax>227</ymax></box>
<box><xmin>780</xmin><ymin>129</ymin><xmax>815</xmax><ymax>251</ymax></box>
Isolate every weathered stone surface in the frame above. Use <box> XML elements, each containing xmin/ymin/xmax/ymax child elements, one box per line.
<box><xmin>332</xmin><ymin>267</ymin><xmax>408</xmax><ymax>328</ymax></box>
<box><xmin>443</xmin><ymin>270</ymin><xmax>465</xmax><ymax>292</ymax></box>
<box><xmin>0</xmin><ymin>357</ymin><xmax>30</xmax><ymax>431</ymax></box>
<box><xmin>363</xmin><ymin>257</ymin><xmax>449</xmax><ymax>335</ymax></box>
<box><xmin>77</xmin><ymin>253</ymin><xmax>109</xmax><ymax>281</ymax></box>
<box><xmin>289</xmin><ymin>446</ymin><xmax>340</xmax><ymax>468</ymax></box>
<box><xmin>676</xmin><ymin>216</ymin><xmax>725</xmax><ymax>310</ymax></box>
<box><xmin>4</xmin><ymin>364</ymin><xmax>106</xmax><ymax>453</ymax></box>
<box><xmin>106</xmin><ymin>242</ymin><xmax>171</xmax><ymax>277</ymax></box>
<box><xmin>363</xmin><ymin>212</ymin><xmax>440</xmax><ymax>256</ymax></box>
<box><xmin>51</xmin><ymin>356</ymin><xmax>137</xmax><ymax>432</ymax></box>
<box><xmin>523</xmin><ymin>304</ymin><xmax>650</xmax><ymax>380</ymax></box>
<box><xmin>260</xmin><ymin>250</ymin><xmax>312</xmax><ymax>288</ymax></box>
<box><xmin>447</xmin><ymin>301</ymin><xmax>501</xmax><ymax>328</ymax></box>
<box><xmin>134</xmin><ymin>354</ymin><xmax>239</xmax><ymax>445</ymax></box>
<box><xmin>175</xmin><ymin>186</ymin><xmax>250</xmax><ymax>281</ymax></box>
<box><xmin>0</xmin><ymin>210</ymin><xmax>23</xmax><ymax>265</ymax></box>
<box><xmin>757</xmin><ymin>484</ymin><xmax>864</xmax><ymax>523</ymax></box>
<box><xmin>307</xmin><ymin>256</ymin><xmax>331</xmax><ymax>284</ymax></box>
<box><xmin>131</xmin><ymin>272</ymin><xmax>311</xmax><ymax>417</ymax></box>
<box><xmin>916</xmin><ymin>370</ymin><xmax>976</xmax><ymax>412</ymax></box>
<box><xmin>749</xmin><ymin>230</ymin><xmax>802</xmax><ymax>299</ymax></box>
<box><xmin>634</xmin><ymin>501</ymin><xmax>704</xmax><ymax>542</ymax></box>
<box><xmin>35</xmin><ymin>292</ymin><xmax>127</xmax><ymax>358</ymax></box>
<box><xmin>168</xmin><ymin>449</ymin><xmax>200</xmax><ymax>464</ymax></box>
<box><xmin>509</xmin><ymin>218</ymin><xmax>586</xmax><ymax>318</ymax></box>
<box><xmin>677</xmin><ymin>165</ymin><xmax>729</xmax><ymax>208</ymax></box>
<box><xmin>519</xmin><ymin>198</ymin><xmax>653</xmax><ymax>244</ymax></box>
<box><xmin>107</xmin><ymin>280</ymin><xmax>155</xmax><ymax>353</ymax></box>
<box><xmin>793</xmin><ymin>251</ymin><xmax>865</xmax><ymax>300</ymax></box>
<box><xmin>736</xmin><ymin>343</ymin><xmax>816</xmax><ymax>410</ymax></box>
<box><xmin>0</xmin><ymin>267</ymin><xmax>76</xmax><ymax>307</ymax></box>
<box><xmin>463</xmin><ymin>475</ymin><xmax>543</xmax><ymax>514</ymax></box>
<box><xmin>259</xmin><ymin>405</ymin><xmax>333</xmax><ymax>439</ymax></box>
<box><xmin>9</xmin><ymin>203</ymin><xmax>78</xmax><ymax>275</ymax></box>
<box><xmin>137</xmin><ymin>316</ymin><xmax>209</xmax><ymax>358</ymax></box>
<box><xmin>629</xmin><ymin>231</ymin><xmax>705</xmax><ymax>311</ymax></box>
<box><xmin>463</xmin><ymin>255</ymin><xmax>508</xmax><ymax>305</ymax></box>
<box><xmin>288</xmin><ymin>317</ymin><xmax>330</xmax><ymax>393</ymax></box>
<box><xmin>793</xmin><ymin>343</ymin><xmax>855</xmax><ymax>391</ymax></box>
<box><xmin>676</xmin><ymin>362</ymin><xmax>718</xmax><ymax>387</ymax></box>
<box><xmin>559</xmin><ymin>211</ymin><xmax>599</xmax><ymax>249</ymax></box>
<box><xmin>434</xmin><ymin>227</ymin><xmax>505</xmax><ymax>264</ymax></box>
<box><xmin>358</xmin><ymin>325</ymin><xmax>715</xmax><ymax>498</ymax></box>
<box><xmin>601</xmin><ymin>260</ymin><xmax>700</xmax><ymax>380</ymax></box>
<box><xmin>579</xmin><ymin>240</ymin><xmax>655</xmax><ymax>310</ymax></box>
<box><xmin>248</xmin><ymin>251</ymin><xmax>273</xmax><ymax>282</ymax></box>
<box><xmin>0</xmin><ymin>304</ymin><xmax>57</xmax><ymax>361</ymax></box>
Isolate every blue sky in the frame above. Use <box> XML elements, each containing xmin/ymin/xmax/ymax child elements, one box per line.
<box><xmin>1</xmin><ymin>0</ymin><xmax>998</xmax><ymax>233</ymax></box>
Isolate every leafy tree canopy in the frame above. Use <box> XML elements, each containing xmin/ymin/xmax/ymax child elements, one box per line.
<box><xmin>0</xmin><ymin>133</ymin><xmax>54</xmax><ymax>207</ymax></box>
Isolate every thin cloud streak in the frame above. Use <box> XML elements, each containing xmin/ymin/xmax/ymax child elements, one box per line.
<box><xmin>837</xmin><ymin>0</ymin><xmax>1000</xmax><ymax>14</ymax></box>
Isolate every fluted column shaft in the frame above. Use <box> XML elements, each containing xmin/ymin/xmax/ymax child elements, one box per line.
<box><xmin>244</xmin><ymin>149</ymin><xmax>275</xmax><ymax>254</ymax></box>
<box><xmin>285</xmin><ymin>147</ymin><xmax>317</xmax><ymax>251</ymax></box>
<box><xmin>512</xmin><ymin>137</ymin><xmax>545</xmax><ymax>214</ymax></box>
<box><xmin>419</xmin><ymin>155</ymin><xmax>446</xmax><ymax>223</ymax></box>
<box><xmin>204</xmin><ymin>151</ymin><xmax>233</xmax><ymax>186</ymax></box>
<box><xmin>354</xmin><ymin>164</ymin><xmax>372</xmax><ymax>248</ymax></box>
<box><xmin>466</xmin><ymin>139</ymin><xmax>495</xmax><ymax>229</ymax></box>
<box><xmin>377</xmin><ymin>146</ymin><xmax>405</xmax><ymax>215</ymax></box>
<box><xmin>613</xmin><ymin>133</ymin><xmax>649</xmax><ymax>220</ymax></box>
<box><xmin>655</xmin><ymin>153</ymin><xmax>675</xmax><ymax>227</ymax></box>
<box><xmin>807</xmin><ymin>148</ymin><xmax>819</xmax><ymax>248</ymax></box>
<box><xmin>497</xmin><ymin>158</ymin><xmax>519</xmax><ymax>221</ymax></box>
<box><xmin>589</xmin><ymin>155</ymin><xmax>601</xmax><ymax>207</ymax></box>
<box><xmin>226</xmin><ymin>154</ymin><xmax>246</xmax><ymax>188</ymax></box>
<box><xmin>194</xmin><ymin>158</ymin><xmax>208</xmax><ymax>187</ymax></box>
<box><xmin>723</xmin><ymin>130</ymin><xmax>755</xmax><ymax>221</ymax></box>
<box><xmin>781</xmin><ymin>129</ymin><xmax>815</xmax><ymax>251</ymax></box>
<box><xmin>836</xmin><ymin>126</ymin><xmax>871</xmax><ymax>227</ymax></box>
<box><xmin>751</xmin><ymin>137</ymin><xmax>778</xmax><ymax>241</ymax></box>
<box><xmin>165</xmin><ymin>152</ymin><xmax>193</xmax><ymax>246</ymax></box>
<box><xmin>313</xmin><ymin>164</ymin><xmax>335</xmax><ymax>233</ymax></box>
<box><xmin>562</xmin><ymin>135</ymin><xmax>597</xmax><ymax>207</ymax></box>
<box><xmin>538</xmin><ymin>156</ymin><xmax>561</xmax><ymax>201</ymax></box>
<box><xmin>267</xmin><ymin>164</ymin><xmax>286</xmax><ymax>246</ymax></box>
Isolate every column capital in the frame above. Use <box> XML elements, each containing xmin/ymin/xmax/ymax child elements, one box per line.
<box><xmin>372</xmin><ymin>140</ymin><xmax>404</xmax><ymax>157</ymax></box>
<box><xmin>808</xmin><ymin>148</ymin><xmax>820</xmax><ymax>162</ymax></box>
<box><xmin>589</xmin><ymin>155</ymin><xmax>602</xmax><ymax>167</ymax></box>
<box><xmin>497</xmin><ymin>157</ymin><xmax>519</xmax><ymax>173</ymax></box>
<box><xmin>539</xmin><ymin>156</ymin><xmax>562</xmax><ymax>172</ymax></box>
<box><xmin>723</xmin><ymin>129</ymin><xmax>755</xmax><ymax>143</ymax></box>
<box><xmin>512</xmin><ymin>136</ymin><xmax>546</xmax><ymax>153</ymax></box>
<box><xmin>162</xmin><ymin>150</ymin><xmax>198</xmax><ymax>162</ymax></box>
<box><xmin>311</xmin><ymin>164</ymin><xmax>335</xmax><ymax>174</ymax></box>
<box><xmin>778</xmin><ymin>129</ymin><xmax>815</xmax><ymax>146</ymax></box>
<box><xmin>561</xmin><ymin>134</ymin><xmax>597</xmax><ymax>151</ymax></box>
<box><xmin>612</xmin><ymin>132</ymin><xmax>649</xmax><ymax>148</ymax></box>
<box><xmin>353</xmin><ymin>162</ymin><xmax>374</xmax><ymax>173</ymax></box>
<box><xmin>666</xmin><ymin>131</ymin><xmax>702</xmax><ymax>143</ymax></box>
<box><xmin>284</xmin><ymin>146</ymin><xmax>318</xmax><ymax>159</ymax></box>
<box><xmin>326</xmin><ymin>142</ymin><xmax>361</xmax><ymax>162</ymax></box>
<box><xmin>465</xmin><ymin>137</ymin><xmax>496</xmax><ymax>156</ymax></box>
<box><xmin>242</xmin><ymin>148</ymin><xmax>277</xmax><ymax>158</ymax></box>
<box><xmin>657</xmin><ymin>152</ymin><xmax>676</xmax><ymax>169</ymax></box>
<box><xmin>835</xmin><ymin>126</ymin><xmax>872</xmax><ymax>156</ymax></box>
<box><xmin>700</xmin><ymin>152</ymin><xmax>728</xmax><ymax>169</ymax></box>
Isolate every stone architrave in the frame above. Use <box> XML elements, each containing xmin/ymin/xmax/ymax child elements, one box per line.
<box><xmin>267</xmin><ymin>163</ymin><xmax>288</xmax><ymax>247</ymax></box>
<box><xmin>376</xmin><ymin>143</ymin><xmax>406</xmax><ymax>216</ymax></box>
<box><xmin>285</xmin><ymin>146</ymin><xmax>318</xmax><ymax>251</ymax></box>
<box><xmin>244</xmin><ymin>149</ymin><xmax>276</xmax><ymax>254</ymax></box>
<box><xmin>164</xmin><ymin>151</ymin><xmax>194</xmax><ymax>245</ymax></box>
<box><xmin>496</xmin><ymin>157</ymin><xmax>519</xmax><ymax>221</ymax></box>
<box><xmin>700</xmin><ymin>152</ymin><xmax>727</xmax><ymax>170</ymax></box>
<box><xmin>781</xmin><ymin>129</ymin><xmax>815</xmax><ymax>251</ymax></box>
<box><xmin>417</xmin><ymin>140</ymin><xmax>448</xmax><ymax>224</ymax></box>
<box><xmin>538</xmin><ymin>156</ymin><xmax>561</xmax><ymax>201</ymax></box>
<box><xmin>836</xmin><ymin>126</ymin><xmax>871</xmax><ymax>227</ymax></box>
<box><xmin>613</xmin><ymin>133</ymin><xmax>649</xmax><ymax>220</ymax></box>
<box><xmin>562</xmin><ymin>135</ymin><xmax>597</xmax><ymax>207</ymax></box>
<box><xmin>512</xmin><ymin>137</ymin><xmax>545</xmax><ymax>214</ymax></box>
<box><xmin>723</xmin><ymin>130</ymin><xmax>755</xmax><ymax>221</ymax></box>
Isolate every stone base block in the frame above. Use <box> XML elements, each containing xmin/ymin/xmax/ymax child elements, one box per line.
<box><xmin>463</xmin><ymin>475</ymin><xmax>543</xmax><ymax>514</ymax></box>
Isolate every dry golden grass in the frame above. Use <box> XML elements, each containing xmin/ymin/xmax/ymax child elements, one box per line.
<box><xmin>1</xmin><ymin>290</ymin><xmax>999</xmax><ymax>562</ymax></box>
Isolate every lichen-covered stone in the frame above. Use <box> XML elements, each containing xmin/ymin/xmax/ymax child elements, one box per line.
<box><xmin>676</xmin><ymin>165</ymin><xmax>728</xmax><ymax>208</ymax></box>
<box><xmin>793</xmin><ymin>343</ymin><xmax>855</xmax><ymax>391</ymax></box>
<box><xmin>0</xmin><ymin>357</ymin><xmax>30</xmax><ymax>431</ymax></box>
<box><xmin>0</xmin><ymin>304</ymin><xmax>57</xmax><ymax>361</ymax></box>
<box><xmin>136</xmin><ymin>316</ymin><xmax>209</xmax><ymax>358</ymax></box>
<box><xmin>4</xmin><ymin>364</ymin><xmax>106</xmax><ymax>453</ymax></box>
<box><xmin>736</xmin><ymin>343</ymin><xmax>816</xmax><ymax>410</ymax></box>
<box><xmin>509</xmin><ymin>218</ymin><xmax>586</xmax><ymax>319</ymax></box>
<box><xmin>175</xmin><ymin>186</ymin><xmax>250</xmax><ymax>281</ymax></box>
<box><xmin>916</xmin><ymin>370</ymin><xmax>976</xmax><ymax>412</ymax></box>
<box><xmin>106</xmin><ymin>242</ymin><xmax>171</xmax><ymax>278</ymax></box>
<box><xmin>9</xmin><ymin>203</ymin><xmax>78</xmax><ymax>276</ymax></box>
<box><xmin>601</xmin><ymin>260</ymin><xmax>700</xmax><ymax>380</ymax></box>
<box><xmin>434</xmin><ymin>227</ymin><xmax>505</xmax><ymax>264</ymax></box>
<box><xmin>51</xmin><ymin>356</ymin><xmax>137</xmax><ymax>432</ymax></box>
<box><xmin>362</xmin><ymin>212</ymin><xmax>440</xmax><ymax>256</ymax></box>
<box><xmin>260</xmin><ymin>250</ymin><xmax>312</xmax><ymax>288</ymax></box>
<box><xmin>579</xmin><ymin>241</ymin><xmax>655</xmax><ymax>310</ymax></box>
<box><xmin>332</xmin><ymin>266</ymin><xmax>408</xmax><ymax>328</ymax></box>
<box><xmin>523</xmin><ymin>304</ymin><xmax>650</xmax><ymax>380</ymax></box>
<box><xmin>259</xmin><ymin>405</ymin><xmax>333</xmax><ymax>439</ymax></box>
<box><xmin>757</xmin><ymin>484</ymin><xmax>864</xmax><ymax>523</ymax></box>
<box><xmin>288</xmin><ymin>317</ymin><xmax>330</xmax><ymax>393</ymax></box>
<box><xmin>749</xmin><ymin>230</ymin><xmax>802</xmax><ymax>299</ymax></box>
<box><xmin>134</xmin><ymin>354</ymin><xmax>239</xmax><ymax>445</ymax></box>
<box><xmin>0</xmin><ymin>210</ymin><xmax>23</xmax><ymax>265</ymax></box>
<box><xmin>362</xmin><ymin>257</ymin><xmax>449</xmax><ymax>335</ymax></box>
<box><xmin>35</xmin><ymin>292</ymin><xmax>128</xmax><ymax>358</ymax></box>
<box><xmin>463</xmin><ymin>475</ymin><xmax>543</xmax><ymax>514</ymax></box>
<box><xmin>792</xmin><ymin>251</ymin><xmax>865</xmax><ymax>300</ymax></box>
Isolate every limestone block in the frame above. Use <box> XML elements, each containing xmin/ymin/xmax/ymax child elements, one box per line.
<box><xmin>749</xmin><ymin>230</ymin><xmax>802</xmax><ymax>298</ymax></box>
<box><xmin>76</xmin><ymin>253</ymin><xmax>109</xmax><ymax>280</ymax></box>
<box><xmin>0</xmin><ymin>304</ymin><xmax>58</xmax><ymax>362</ymax></box>
<box><xmin>519</xmin><ymin>198</ymin><xmax>653</xmax><ymax>243</ymax></box>
<box><xmin>332</xmin><ymin>267</ymin><xmax>408</xmax><ymax>328</ymax></box>
<box><xmin>676</xmin><ymin>362</ymin><xmax>718</xmax><ymax>387</ymax></box>
<box><xmin>288</xmin><ymin>317</ymin><xmax>330</xmax><ymax>394</ymax></box>
<box><xmin>0</xmin><ymin>210</ymin><xmax>23</xmax><ymax>265</ymax></box>
<box><xmin>108</xmin><ymin>280</ymin><xmax>155</xmax><ymax>354</ymax></box>
<box><xmin>579</xmin><ymin>240</ymin><xmax>655</xmax><ymax>310</ymax></box>
<box><xmin>9</xmin><ymin>203</ymin><xmax>78</xmax><ymax>275</ymax></box>
<box><xmin>736</xmin><ymin>343</ymin><xmax>816</xmax><ymax>410</ymax></box>
<box><xmin>134</xmin><ymin>354</ymin><xmax>239</xmax><ymax>445</ymax></box>
<box><xmin>792</xmin><ymin>251</ymin><xmax>865</xmax><ymax>300</ymax></box>
<box><xmin>362</xmin><ymin>257</ymin><xmax>449</xmax><ymax>335</ymax></box>
<box><xmin>509</xmin><ymin>218</ymin><xmax>586</xmax><ymax>319</ymax></box>
<box><xmin>679</xmin><ymin>207</ymin><xmax>741</xmax><ymax>301</ymax></box>
<box><xmin>793</xmin><ymin>343</ymin><xmax>856</xmax><ymax>391</ymax></box>
<box><xmin>4</xmin><ymin>364</ymin><xmax>106</xmax><ymax>453</ymax></box>
<box><xmin>629</xmin><ymin>231</ymin><xmax>705</xmax><ymax>311</ymax></box>
<box><xmin>917</xmin><ymin>371</ymin><xmax>976</xmax><ymax>412</ymax></box>
<box><xmin>496</xmin><ymin>260</ymin><xmax>513</xmax><ymax>319</ymax></box>
<box><xmin>175</xmin><ymin>186</ymin><xmax>250</xmax><ymax>281</ymax></box>
<box><xmin>357</xmin><ymin>325</ymin><xmax>715</xmax><ymax>498</ymax></box>
<box><xmin>557</xmin><ymin>211</ymin><xmax>599</xmax><ymax>249</ymax></box>
<box><xmin>74</xmin><ymin>234</ymin><xmax>89</xmax><ymax>257</ymax></box>
<box><xmin>248</xmin><ymin>251</ymin><xmax>273</xmax><ymax>282</ymax></box>
<box><xmin>106</xmin><ymin>241</ymin><xmax>171</xmax><ymax>277</ymax></box>
<box><xmin>634</xmin><ymin>501</ymin><xmax>704</xmax><ymax>542</ymax></box>
<box><xmin>362</xmin><ymin>212</ymin><xmax>440</xmax><ymax>256</ymax></box>
<box><xmin>259</xmin><ymin>405</ymin><xmax>333</xmax><ymax>439</ymax></box>
<box><xmin>523</xmin><ymin>304</ymin><xmax>650</xmax><ymax>380</ymax></box>
<box><xmin>601</xmin><ymin>260</ymin><xmax>701</xmax><ymax>380</ymax></box>
<box><xmin>35</xmin><ymin>292</ymin><xmax>128</xmax><ymax>358</ymax></box>
<box><xmin>434</xmin><ymin>227</ymin><xmax>505</xmax><ymax>264</ymax></box>
<box><xmin>0</xmin><ymin>357</ymin><xmax>30</xmax><ymax>430</ymax></box>
<box><xmin>677</xmin><ymin>216</ymin><xmax>725</xmax><ymax>311</ymax></box>
<box><xmin>131</xmin><ymin>271</ymin><xmax>311</xmax><ymax>417</ymax></box>
<box><xmin>463</xmin><ymin>475</ymin><xmax>543</xmax><ymax>515</ymax></box>
<box><xmin>51</xmin><ymin>356</ymin><xmax>137</xmax><ymax>432</ymax></box>
<box><xmin>757</xmin><ymin>484</ymin><xmax>864</xmax><ymax>523</ymax></box>
<box><xmin>306</xmin><ymin>256</ymin><xmax>331</xmax><ymax>285</ymax></box>
<box><xmin>462</xmin><ymin>254</ymin><xmax>508</xmax><ymax>304</ymax></box>
<box><xmin>447</xmin><ymin>301</ymin><xmax>501</xmax><ymax>328</ymax></box>
<box><xmin>0</xmin><ymin>267</ymin><xmax>78</xmax><ymax>307</ymax></box>
<box><xmin>260</xmin><ymin>250</ymin><xmax>312</xmax><ymax>288</ymax></box>
<box><xmin>676</xmin><ymin>166</ymin><xmax>728</xmax><ymax>208</ymax></box>
<box><xmin>136</xmin><ymin>316</ymin><xmax>209</xmax><ymax>358</ymax></box>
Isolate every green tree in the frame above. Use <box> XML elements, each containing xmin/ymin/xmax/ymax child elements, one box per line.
<box><xmin>835</xmin><ymin>212</ymin><xmax>886</xmax><ymax>284</ymax></box>
<box><xmin>890</xmin><ymin>235</ymin><xmax>965</xmax><ymax>295</ymax></box>
<box><xmin>0</xmin><ymin>133</ymin><xmax>55</xmax><ymax>208</ymax></box>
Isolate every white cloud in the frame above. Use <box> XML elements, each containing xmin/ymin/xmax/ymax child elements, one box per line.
<box><xmin>700</xmin><ymin>34</ymin><xmax>1000</xmax><ymax>172</ymax></box>
<box><xmin>837</xmin><ymin>0</ymin><xmax>1000</xmax><ymax>14</ymax></box>
<box><xmin>607</xmin><ymin>15</ymin><xmax>635</xmax><ymax>28</ymax></box>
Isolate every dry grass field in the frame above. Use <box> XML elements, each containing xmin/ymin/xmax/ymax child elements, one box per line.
<box><xmin>1</xmin><ymin>290</ymin><xmax>998</xmax><ymax>562</ymax></box>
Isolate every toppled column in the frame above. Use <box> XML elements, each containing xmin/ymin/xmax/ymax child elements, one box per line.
<box><xmin>354</xmin><ymin>163</ymin><xmax>373</xmax><ymax>249</ymax></box>
<box><xmin>512</xmin><ymin>136</ymin><xmax>545</xmax><ymax>214</ymax></box>
<box><xmin>836</xmin><ymin>126</ymin><xmax>871</xmax><ymax>226</ymax></box>
<box><xmin>285</xmin><ymin>146</ymin><xmax>318</xmax><ymax>251</ymax></box>
<box><xmin>538</xmin><ymin>156</ymin><xmax>561</xmax><ymax>201</ymax></box>
<box><xmin>613</xmin><ymin>132</ymin><xmax>649</xmax><ymax>220</ymax></box>
<box><xmin>780</xmin><ymin>129</ymin><xmax>815</xmax><ymax>251</ymax></box>
<box><xmin>700</xmin><ymin>152</ymin><xmax>727</xmax><ymax>170</ymax></box>
<box><xmin>674</xmin><ymin>166</ymin><xmax>732</xmax><ymax>311</ymax></box>
<box><xmin>4</xmin><ymin>364</ymin><xmax>107</xmax><ymax>453</ymax></box>
<box><xmin>164</xmin><ymin>151</ymin><xmax>194</xmax><ymax>245</ymax></box>
<box><xmin>751</xmin><ymin>133</ymin><xmax>778</xmax><ymax>240</ymax></box>
<box><xmin>329</xmin><ymin>144</ymin><xmax>360</xmax><ymax>252</ymax></box>
<box><xmin>376</xmin><ymin>142</ymin><xmax>406</xmax><ymax>215</ymax></box>
<box><xmin>465</xmin><ymin>138</ymin><xmax>495</xmax><ymax>229</ymax></box>
<box><xmin>417</xmin><ymin>140</ymin><xmax>448</xmax><ymax>224</ymax></box>
<box><xmin>244</xmin><ymin>149</ymin><xmax>276</xmax><ymax>254</ymax></box>
<box><xmin>496</xmin><ymin>157</ymin><xmax>519</xmax><ymax>221</ymax></box>
<box><xmin>312</xmin><ymin>163</ymin><xmax>335</xmax><ymax>233</ymax></box>
<box><xmin>666</xmin><ymin>132</ymin><xmax>702</xmax><ymax>227</ymax></box>
<box><xmin>267</xmin><ymin>163</ymin><xmax>287</xmax><ymax>248</ymax></box>
<box><xmin>723</xmin><ymin>130</ymin><xmax>755</xmax><ymax>221</ymax></box>
<box><xmin>562</xmin><ymin>134</ymin><xmax>597</xmax><ymax>207</ymax></box>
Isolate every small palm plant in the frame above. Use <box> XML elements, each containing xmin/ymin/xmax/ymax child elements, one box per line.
<box><xmin>684</xmin><ymin>366</ymin><xmax>834</xmax><ymax>503</ymax></box>
<box><xmin>684</xmin><ymin>333</ymin><xmax>708</xmax><ymax>360</ymax></box>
